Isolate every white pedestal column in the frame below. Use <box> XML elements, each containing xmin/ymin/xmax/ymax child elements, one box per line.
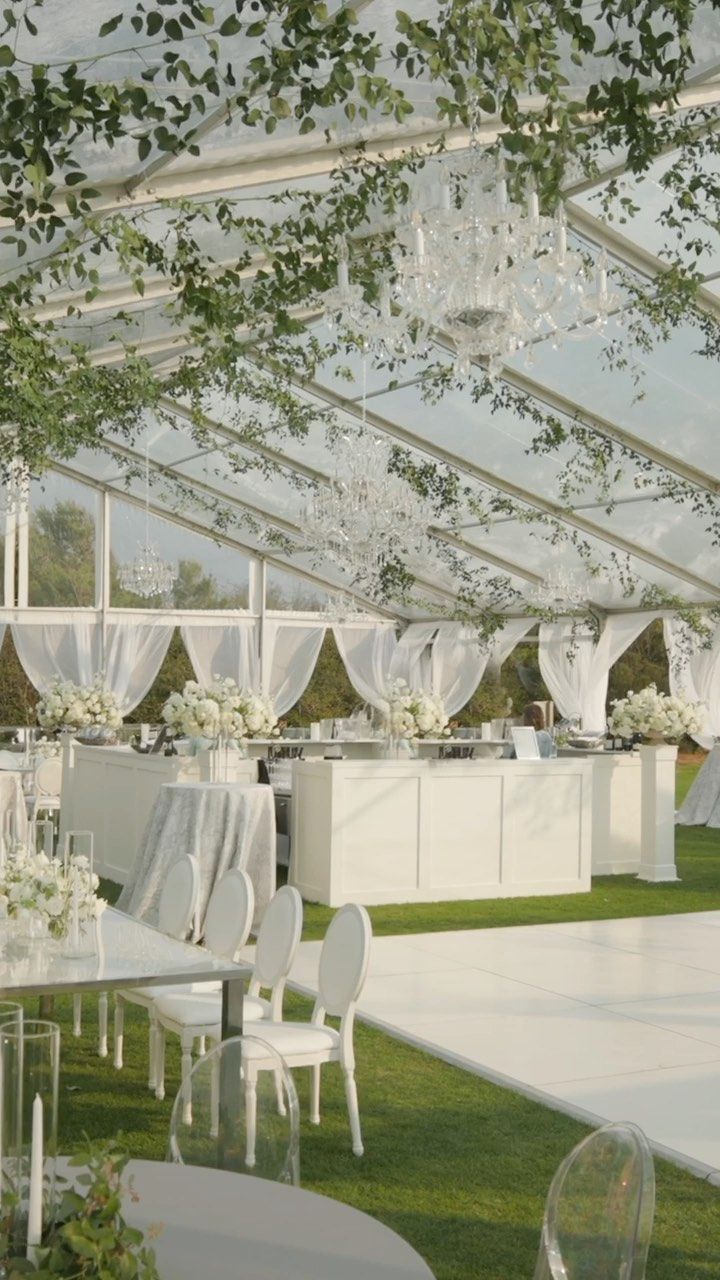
<box><xmin>637</xmin><ymin>743</ymin><xmax>679</xmax><ymax>882</ymax></box>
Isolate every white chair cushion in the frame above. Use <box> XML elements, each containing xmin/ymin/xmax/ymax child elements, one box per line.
<box><xmin>155</xmin><ymin>990</ymin><xmax>274</xmax><ymax>1031</ymax></box>
<box><xmin>244</xmin><ymin>995</ymin><xmax>271</xmax><ymax>1022</ymax></box>
<box><xmin>154</xmin><ymin>992</ymin><xmax>222</xmax><ymax>1031</ymax></box>
<box><xmin>242</xmin><ymin>1022</ymin><xmax>340</xmax><ymax>1059</ymax></box>
<box><xmin>124</xmin><ymin>981</ymin><xmax>221</xmax><ymax>1004</ymax></box>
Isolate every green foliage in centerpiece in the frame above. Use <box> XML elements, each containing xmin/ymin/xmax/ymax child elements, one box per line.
<box><xmin>1</xmin><ymin>1139</ymin><xmax>160</xmax><ymax>1280</ymax></box>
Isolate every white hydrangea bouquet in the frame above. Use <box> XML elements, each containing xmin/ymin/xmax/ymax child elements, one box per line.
<box><xmin>608</xmin><ymin>684</ymin><xmax>705</xmax><ymax>743</ymax></box>
<box><xmin>162</xmin><ymin>678</ymin><xmax>279</xmax><ymax>742</ymax></box>
<box><xmin>36</xmin><ymin>676</ymin><xmax>123</xmax><ymax>732</ymax></box>
<box><xmin>0</xmin><ymin>845</ymin><xmax>106</xmax><ymax>940</ymax></box>
<box><xmin>382</xmin><ymin>679</ymin><xmax>451</xmax><ymax>740</ymax></box>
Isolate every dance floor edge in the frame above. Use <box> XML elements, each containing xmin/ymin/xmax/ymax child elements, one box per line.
<box><xmin>275</xmin><ymin>913</ymin><xmax>720</xmax><ymax>1183</ymax></box>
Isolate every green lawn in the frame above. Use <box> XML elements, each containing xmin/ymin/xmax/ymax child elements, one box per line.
<box><xmin>55</xmin><ymin>761</ymin><xmax>720</xmax><ymax>1278</ymax></box>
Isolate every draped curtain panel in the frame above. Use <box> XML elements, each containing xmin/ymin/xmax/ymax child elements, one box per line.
<box><xmin>182</xmin><ymin>620</ymin><xmax>326</xmax><ymax>716</ymax></box>
<box><xmin>539</xmin><ymin>614</ymin><xmax>655</xmax><ymax>729</ymax></box>
<box><xmin>260</xmin><ymin>622</ymin><xmax>326</xmax><ymax>716</ymax></box>
<box><xmin>333</xmin><ymin>624</ymin><xmax>399</xmax><ymax>709</ymax></box>
<box><xmin>12</xmin><ymin>618</ymin><xmax>173</xmax><ymax>712</ymax></box>
<box><xmin>487</xmin><ymin>618</ymin><xmax>536</xmax><ymax>668</ymax></box>
<box><xmin>664</xmin><ymin>615</ymin><xmax>720</xmax><ymax>748</ymax></box>
<box><xmin>13</xmin><ymin>618</ymin><xmax>103</xmax><ymax>692</ymax></box>
<box><xmin>389</xmin><ymin>623</ymin><xmax>438</xmax><ymax>689</ymax></box>
<box><xmin>103</xmin><ymin>621</ymin><xmax>174</xmax><ymax>711</ymax></box>
<box><xmin>181</xmin><ymin>620</ymin><xmax>259</xmax><ymax>689</ymax></box>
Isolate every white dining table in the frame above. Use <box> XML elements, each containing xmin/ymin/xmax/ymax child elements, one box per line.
<box><xmin>115</xmin><ymin>1161</ymin><xmax>435</xmax><ymax>1280</ymax></box>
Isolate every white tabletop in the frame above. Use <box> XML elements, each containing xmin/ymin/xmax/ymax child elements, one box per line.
<box><xmin>119</xmin><ymin>1161</ymin><xmax>435</xmax><ymax>1280</ymax></box>
<box><xmin>0</xmin><ymin>907</ymin><xmax>247</xmax><ymax>998</ymax></box>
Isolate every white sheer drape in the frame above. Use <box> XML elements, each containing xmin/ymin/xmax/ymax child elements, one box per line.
<box><xmin>333</xmin><ymin>624</ymin><xmax>399</xmax><ymax>709</ymax></box>
<box><xmin>389</xmin><ymin>623</ymin><xmax>438</xmax><ymax>688</ymax></box>
<box><xmin>12</xmin><ymin>618</ymin><xmax>173</xmax><ymax>711</ymax></box>
<box><xmin>664</xmin><ymin>616</ymin><xmax>720</xmax><ymax>748</ymax></box>
<box><xmin>539</xmin><ymin>614</ymin><xmax>654</xmax><ymax>729</ymax></box>
<box><xmin>487</xmin><ymin>618</ymin><xmax>536</xmax><ymax>668</ymax></box>
<box><xmin>103</xmin><ymin>621</ymin><xmax>174</xmax><ymax>711</ymax></box>
<box><xmin>260</xmin><ymin>622</ymin><xmax>326</xmax><ymax>715</ymax></box>
<box><xmin>391</xmin><ymin>622</ymin><xmax>490</xmax><ymax>715</ymax></box>
<box><xmin>336</xmin><ymin>619</ymin><xmax>539</xmax><ymax>715</ymax></box>
<box><xmin>181</xmin><ymin>620</ymin><xmax>258</xmax><ymax>688</ymax></box>
<box><xmin>182</xmin><ymin>619</ymin><xmax>325</xmax><ymax>715</ymax></box>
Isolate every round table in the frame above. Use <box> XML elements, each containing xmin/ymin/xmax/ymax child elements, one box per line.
<box><xmin>117</xmin><ymin>1161</ymin><xmax>434</xmax><ymax>1280</ymax></box>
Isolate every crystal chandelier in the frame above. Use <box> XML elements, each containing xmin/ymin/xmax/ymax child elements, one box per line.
<box><xmin>321</xmin><ymin>591</ymin><xmax>376</xmax><ymax>624</ymax></box>
<box><xmin>303</xmin><ymin>364</ymin><xmax>432</xmax><ymax>595</ymax></box>
<box><xmin>118</xmin><ymin>447</ymin><xmax>176</xmax><ymax>600</ymax></box>
<box><xmin>528</xmin><ymin>565</ymin><xmax>590</xmax><ymax>612</ymax></box>
<box><xmin>322</xmin><ymin>105</ymin><xmax>618</xmax><ymax>374</ymax></box>
<box><xmin>0</xmin><ymin>452</ymin><xmax>27</xmax><ymax>521</ymax></box>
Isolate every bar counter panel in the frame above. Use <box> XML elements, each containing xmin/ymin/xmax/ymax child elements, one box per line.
<box><xmin>290</xmin><ymin>758</ymin><xmax>593</xmax><ymax>907</ymax></box>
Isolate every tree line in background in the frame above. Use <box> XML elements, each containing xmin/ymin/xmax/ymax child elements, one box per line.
<box><xmin>0</xmin><ymin>501</ymin><xmax>671</xmax><ymax>729</ymax></box>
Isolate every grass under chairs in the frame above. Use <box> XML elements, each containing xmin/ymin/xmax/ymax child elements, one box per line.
<box><xmin>64</xmin><ymin>760</ymin><xmax>717</xmax><ymax>1279</ymax></box>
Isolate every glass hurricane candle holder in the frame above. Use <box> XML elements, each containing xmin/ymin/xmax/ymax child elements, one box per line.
<box><xmin>61</xmin><ymin>831</ymin><xmax>97</xmax><ymax>959</ymax></box>
<box><xmin>0</xmin><ymin>1019</ymin><xmax>59</xmax><ymax>1257</ymax></box>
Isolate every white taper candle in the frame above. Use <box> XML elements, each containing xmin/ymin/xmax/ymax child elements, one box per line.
<box><xmin>26</xmin><ymin>1092</ymin><xmax>43</xmax><ymax>1254</ymax></box>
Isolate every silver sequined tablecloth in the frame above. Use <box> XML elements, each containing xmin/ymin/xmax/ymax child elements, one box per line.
<box><xmin>118</xmin><ymin>781</ymin><xmax>275</xmax><ymax>932</ymax></box>
<box><xmin>676</xmin><ymin>743</ymin><xmax>720</xmax><ymax>827</ymax></box>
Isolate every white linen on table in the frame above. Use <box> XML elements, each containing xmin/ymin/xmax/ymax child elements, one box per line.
<box><xmin>117</xmin><ymin>781</ymin><xmax>275</xmax><ymax>931</ymax></box>
<box><xmin>676</xmin><ymin>742</ymin><xmax>720</xmax><ymax>826</ymax></box>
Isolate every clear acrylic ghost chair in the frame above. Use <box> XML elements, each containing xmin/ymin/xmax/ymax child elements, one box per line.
<box><xmin>534</xmin><ymin>1121</ymin><xmax>655</xmax><ymax>1280</ymax></box>
<box><xmin>167</xmin><ymin>1034</ymin><xmax>300</xmax><ymax>1184</ymax></box>
<box><xmin>153</xmin><ymin>885</ymin><xmax>303</xmax><ymax>1103</ymax></box>
<box><xmin>112</xmin><ymin>853</ymin><xmax>200</xmax><ymax>1082</ymax></box>
<box><xmin>228</xmin><ymin>902</ymin><xmax>372</xmax><ymax>1158</ymax></box>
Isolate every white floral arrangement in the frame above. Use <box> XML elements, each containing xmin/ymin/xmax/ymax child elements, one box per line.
<box><xmin>0</xmin><ymin>845</ymin><xmax>106</xmax><ymax>939</ymax></box>
<box><xmin>36</xmin><ymin>676</ymin><xmax>123</xmax><ymax>733</ymax></box>
<box><xmin>382</xmin><ymin>679</ymin><xmax>451</xmax><ymax>740</ymax></box>
<box><xmin>608</xmin><ymin>684</ymin><xmax>705</xmax><ymax>742</ymax></box>
<box><xmin>162</xmin><ymin>678</ymin><xmax>279</xmax><ymax>742</ymax></box>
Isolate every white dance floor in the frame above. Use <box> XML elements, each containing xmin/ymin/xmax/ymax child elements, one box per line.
<box><xmin>287</xmin><ymin>911</ymin><xmax>720</xmax><ymax>1180</ymax></box>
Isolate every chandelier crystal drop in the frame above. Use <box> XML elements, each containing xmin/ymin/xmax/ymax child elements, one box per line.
<box><xmin>322</xmin><ymin>105</ymin><xmax>618</xmax><ymax>374</ymax></box>
<box><xmin>528</xmin><ymin>565</ymin><xmax>591</xmax><ymax>612</ymax></box>
<box><xmin>303</xmin><ymin>428</ymin><xmax>433</xmax><ymax>594</ymax></box>
<box><xmin>118</xmin><ymin>447</ymin><xmax>176</xmax><ymax>600</ymax></box>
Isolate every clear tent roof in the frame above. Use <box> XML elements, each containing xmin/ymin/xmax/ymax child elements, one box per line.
<box><xmin>15</xmin><ymin>0</ymin><xmax>720</xmax><ymax>621</ymax></box>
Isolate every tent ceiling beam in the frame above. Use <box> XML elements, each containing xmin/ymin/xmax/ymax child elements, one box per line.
<box><xmin>288</xmin><ymin>369</ymin><xmax>720</xmax><ymax>598</ymax></box>
<box><xmin>157</xmin><ymin>393</ymin><xmax>545</xmax><ymax>586</ymax></box>
<box><xmin>427</xmin><ymin>335</ymin><xmax>720</xmax><ymax>496</ymax></box>
<box><xmin>47</xmin><ymin>459</ymin><xmax>402</xmax><ymax>621</ymax></box>
<box><xmin>99</xmin><ymin>435</ymin><xmax>499</xmax><ymax>609</ymax></box>
<box><xmin>565</xmin><ymin>199</ymin><xmax>720</xmax><ymax>320</ymax></box>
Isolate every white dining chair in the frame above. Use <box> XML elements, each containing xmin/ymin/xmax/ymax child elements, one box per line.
<box><xmin>31</xmin><ymin>756</ymin><xmax>62</xmax><ymax>819</ymax></box>
<box><xmin>153</xmin><ymin>885</ymin><xmax>303</xmax><ymax>1104</ymax></box>
<box><xmin>112</xmin><ymin>853</ymin><xmax>200</xmax><ymax>1080</ymax></box>
<box><xmin>157</xmin><ymin>901</ymin><xmax>371</xmax><ymax>1158</ymax></box>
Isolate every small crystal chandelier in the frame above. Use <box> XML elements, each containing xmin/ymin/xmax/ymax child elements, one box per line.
<box><xmin>0</xmin><ymin>451</ymin><xmax>28</xmax><ymax>521</ymax></box>
<box><xmin>321</xmin><ymin>591</ymin><xmax>376</xmax><ymax>624</ymax></box>
<box><xmin>118</xmin><ymin>447</ymin><xmax>176</xmax><ymax>600</ymax></box>
<box><xmin>322</xmin><ymin>102</ymin><xmax>618</xmax><ymax>374</ymax></box>
<box><xmin>303</xmin><ymin>362</ymin><xmax>432</xmax><ymax>595</ymax></box>
<box><xmin>528</xmin><ymin>566</ymin><xmax>590</xmax><ymax>612</ymax></box>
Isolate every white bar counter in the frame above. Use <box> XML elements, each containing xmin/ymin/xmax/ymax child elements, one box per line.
<box><xmin>290</xmin><ymin>757</ymin><xmax>593</xmax><ymax>907</ymax></box>
<box><xmin>63</xmin><ymin>744</ymin><xmax>257</xmax><ymax>884</ymax></box>
<box><xmin>558</xmin><ymin>749</ymin><xmax>642</xmax><ymax>875</ymax></box>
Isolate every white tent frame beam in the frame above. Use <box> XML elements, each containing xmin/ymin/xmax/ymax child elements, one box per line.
<box><xmin>98</xmin><ymin>436</ymin><xmax>476</xmax><ymax>610</ymax></box>
<box><xmin>291</xmin><ymin>371</ymin><xmax>720</xmax><ymax>598</ymax></box>
<box><xmin>156</xmin><ymin>393</ymin><xmax>545</xmax><ymax>587</ymax></box>
<box><xmin>47</xmin><ymin>459</ymin><xmax>402</xmax><ymax>622</ymax></box>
